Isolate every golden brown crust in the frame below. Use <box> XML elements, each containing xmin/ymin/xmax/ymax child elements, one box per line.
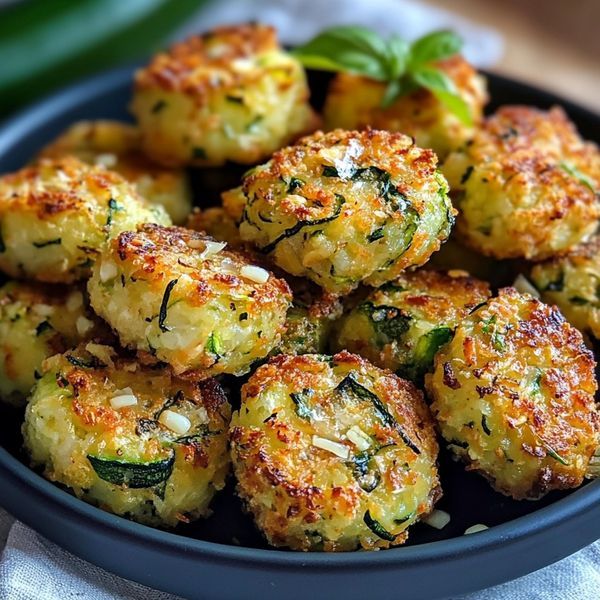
<box><xmin>443</xmin><ymin>105</ymin><xmax>600</xmax><ymax>261</ymax></box>
<box><xmin>0</xmin><ymin>156</ymin><xmax>128</xmax><ymax>219</ymax></box>
<box><xmin>134</xmin><ymin>23</ymin><xmax>279</xmax><ymax>97</ymax></box>
<box><xmin>114</xmin><ymin>224</ymin><xmax>291</xmax><ymax>307</ymax></box>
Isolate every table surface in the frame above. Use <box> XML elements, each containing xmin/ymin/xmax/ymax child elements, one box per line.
<box><xmin>428</xmin><ymin>0</ymin><xmax>600</xmax><ymax>114</ymax></box>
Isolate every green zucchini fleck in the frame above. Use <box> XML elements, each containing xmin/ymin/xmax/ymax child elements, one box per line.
<box><xmin>174</xmin><ymin>424</ymin><xmax>219</xmax><ymax>445</ymax></box>
<box><xmin>87</xmin><ymin>453</ymin><xmax>175</xmax><ymax>488</ymax></box>
<box><xmin>544</xmin><ymin>445</ymin><xmax>570</xmax><ymax>466</ymax></box>
<box><xmin>377</xmin><ymin>206</ymin><xmax>420</xmax><ymax>271</ymax></box>
<box><xmin>359</xmin><ymin>302</ymin><xmax>411</xmax><ymax>342</ymax></box>
<box><xmin>35</xmin><ymin>320</ymin><xmax>53</xmax><ymax>336</ymax></box>
<box><xmin>481</xmin><ymin>414</ymin><xmax>491</xmax><ymax>436</ymax></box>
<box><xmin>225</xmin><ymin>94</ymin><xmax>244</xmax><ymax>104</ymax></box>
<box><xmin>569</xmin><ymin>296</ymin><xmax>590</xmax><ymax>306</ymax></box>
<box><xmin>66</xmin><ymin>354</ymin><xmax>105</xmax><ymax>369</ymax></box>
<box><xmin>33</xmin><ymin>238</ymin><xmax>61</xmax><ymax>248</ymax></box>
<box><xmin>154</xmin><ymin>390</ymin><xmax>184</xmax><ymax>420</ymax></box>
<box><xmin>398</xmin><ymin>326</ymin><xmax>454</xmax><ymax>382</ymax></box>
<box><xmin>106</xmin><ymin>198</ymin><xmax>122</xmax><ymax>230</ymax></box>
<box><xmin>559</xmin><ymin>162</ymin><xmax>595</xmax><ymax>192</ymax></box>
<box><xmin>394</xmin><ymin>511</ymin><xmax>415</xmax><ymax>525</ymax></box>
<box><xmin>335</xmin><ymin>373</ymin><xmax>420</xmax><ymax>454</ymax></box>
<box><xmin>363</xmin><ymin>510</ymin><xmax>396</xmax><ymax>541</ymax></box>
<box><xmin>287</xmin><ymin>177</ymin><xmax>305</xmax><ymax>193</ymax></box>
<box><xmin>460</xmin><ymin>165</ymin><xmax>474</xmax><ymax>184</ymax></box>
<box><xmin>192</xmin><ymin>147</ymin><xmax>207</xmax><ymax>159</ymax></box>
<box><xmin>544</xmin><ymin>272</ymin><xmax>564</xmax><ymax>292</ymax></box>
<box><xmin>260</xmin><ymin>193</ymin><xmax>346</xmax><ymax>254</ymax></box>
<box><xmin>206</xmin><ymin>331</ymin><xmax>224</xmax><ymax>357</ymax></box>
<box><xmin>290</xmin><ymin>388</ymin><xmax>314</xmax><ymax>420</ymax></box>
<box><xmin>158</xmin><ymin>279</ymin><xmax>178</xmax><ymax>332</ymax></box>
<box><xmin>151</xmin><ymin>99</ymin><xmax>167</xmax><ymax>113</ymax></box>
<box><xmin>367</xmin><ymin>227</ymin><xmax>385</xmax><ymax>243</ymax></box>
<box><xmin>349</xmin><ymin>451</ymin><xmax>380</xmax><ymax>492</ymax></box>
<box><xmin>321</xmin><ymin>165</ymin><xmax>339</xmax><ymax>178</ymax></box>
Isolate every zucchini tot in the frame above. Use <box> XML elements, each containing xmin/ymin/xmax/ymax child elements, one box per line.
<box><xmin>0</xmin><ymin>156</ymin><xmax>170</xmax><ymax>283</ymax></box>
<box><xmin>442</xmin><ymin>106</ymin><xmax>600</xmax><ymax>261</ymax></box>
<box><xmin>0</xmin><ymin>281</ymin><xmax>107</xmax><ymax>405</ymax></box>
<box><xmin>333</xmin><ymin>269</ymin><xmax>490</xmax><ymax>383</ymax></box>
<box><xmin>530</xmin><ymin>236</ymin><xmax>600</xmax><ymax>341</ymax></box>
<box><xmin>230</xmin><ymin>352</ymin><xmax>441</xmax><ymax>551</ymax></box>
<box><xmin>40</xmin><ymin>120</ymin><xmax>192</xmax><ymax>224</ymax></box>
<box><xmin>87</xmin><ymin>224</ymin><xmax>291</xmax><ymax>377</ymax></box>
<box><xmin>131</xmin><ymin>23</ymin><xmax>319</xmax><ymax>167</ymax></box>
<box><xmin>23</xmin><ymin>344</ymin><xmax>231</xmax><ymax>527</ymax></box>
<box><xmin>237</xmin><ymin>129</ymin><xmax>455</xmax><ymax>294</ymax></box>
<box><xmin>426</xmin><ymin>287</ymin><xmax>600</xmax><ymax>500</ymax></box>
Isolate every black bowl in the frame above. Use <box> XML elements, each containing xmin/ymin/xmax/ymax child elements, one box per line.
<box><xmin>0</xmin><ymin>66</ymin><xmax>599</xmax><ymax>600</ymax></box>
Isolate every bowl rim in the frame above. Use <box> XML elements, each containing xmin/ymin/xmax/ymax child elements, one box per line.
<box><xmin>2</xmin><ymin>443</ymin><xmax>600</xmax><ymax>568</ymax></box>
<box><xmin>1</xmin><ymin>65</ymin><xmax>599</xmax><ymax>570</ymax></box>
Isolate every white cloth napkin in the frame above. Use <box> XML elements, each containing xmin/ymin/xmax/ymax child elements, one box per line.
<box><xmin>1</xmin><ymin>507</ymin><xmax>599</xmax><ymax>600</ymax></box>
<box><xmin>0</xmin><ymin>1</ymin><xmax>598</xmax><ymax>598</ymax></box>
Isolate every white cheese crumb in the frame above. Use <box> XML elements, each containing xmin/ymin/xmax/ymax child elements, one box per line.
<box><xmin>513</xmin><ymin>274</ymin><xmax>541</xmax><ymax>299</ymax></box>
<box><xmin>76</xmin><ymin>316</ymin><xmax>94</xmax><ymax>336</ymax></box>
<box><xmin>32</xmin><ymin>304</ymin><xmax>55</xmax><ymax>317</ymax></box>
<box><xmin>201</xmin><ymin>240</ymin><xmax>227</xmax><ymax>258</ymax></box>
<box><xmin>95</xmin><ymin>153</ymin><xmax>118</xmax><ymax>168</ymax></box>
<box><xmin>66</xmin><ymin>291</ymin><xmax>83</xmax><ymax>312</ymax></box>
<box><xmin>423</xmin><ymin>509</ymin><xmax>451</xmax><ymax>530</ymax></box>
<box><xmin>345</xmin><ymin>425</ymin><xmax>371</xmax><ymax>451</ymax></box>
<box><xmin>240</xmin><ymin>265</ymin><xmax>270</xmax><ymax>284</ymax></box>
<box><xmin>196</xmin><ymin>406</ymin><xmax>209</xmax><ymax>424</ymax></box>
<box><xmin>464</xmin><ymin>523</ymin><xmax>489</xmax><ymax>535</ymax></box>
<box><xmin>110</xmin><ymin>392</ymin><xmax>138</xmax><ymax>409</ymax></box>
<box><xmin>99</xmin><ymin>261</ymin><xmax>118</xmax><ymax>282</ymax></box>
<box><xmin>159</xmin><ymin>410</ymin><xmax>191</xmax><ymax>435</ymax></box>
<box><xmin>312</xmin><ymin>435</ymin><xmax>350</xmax><ymax>459</ymax></box>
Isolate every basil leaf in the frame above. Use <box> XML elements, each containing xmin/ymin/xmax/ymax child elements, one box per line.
<box><xmin>291</xmin><ymin>26</ymin><xmax>389</xmax><ymax>80</ymax></box>
<box><xmin>409</xmin><ymin>30</ymin><xmax>463</xmax><ymax>67</ymax></box>
<box><xmin>412</xmin><ymin>68</ymin><xmax>472</xmax><ymax>125</ymax></box>
<box><xmin>381</xmin><ymin>78</ymin><xmax>404</xmax><ymax>109</ymax></box>
<box><xmin>385</xmin><ymin>34</ymin><xmax>410</xmax><ymax>79</ymax></box>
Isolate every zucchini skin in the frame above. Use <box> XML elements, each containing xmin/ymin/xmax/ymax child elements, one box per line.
<box><xmin>0</xmin><ymin>0</ymin><xmax>205</xmax><ymax>115</ymax></box>
<box><xmin>87</xmin><ymin>454</ymin><xmax>175</xmax><ymax>488</ymax></box>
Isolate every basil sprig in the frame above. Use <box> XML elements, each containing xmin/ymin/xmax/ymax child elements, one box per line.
<box><xmin>291</xmin><ymin>27</ymin><xmax>472</xmax><ymax>124</ymax></box>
